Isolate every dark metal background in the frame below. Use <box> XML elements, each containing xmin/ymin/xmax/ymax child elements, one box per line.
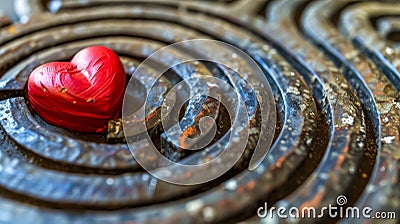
<box><xmin>0</xmin><ymin>0</ymin><xmax>398</xmax><ymax>223</ymax></box>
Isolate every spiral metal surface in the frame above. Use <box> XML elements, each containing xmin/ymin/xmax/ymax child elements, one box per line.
<box><xmin>0</xmin><ymin>0</ymin><xmax>399</xmax><ymax>223</ymax></box>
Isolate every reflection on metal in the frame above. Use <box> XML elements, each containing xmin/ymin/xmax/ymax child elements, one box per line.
<box><xmin>0</xmin><ymin>0</ymin><xmax>398</xmax><ymax>223</ymax></box>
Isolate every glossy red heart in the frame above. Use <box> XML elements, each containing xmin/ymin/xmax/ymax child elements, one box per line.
<box><xmin>28</xmin><ymin>46</ymin><xmax>126</xmax><ymax>133</ymax></box>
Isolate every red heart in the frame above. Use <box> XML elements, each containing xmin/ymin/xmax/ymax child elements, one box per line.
<box><xmin>28</xmin><ymin>46</ymin><xmax>126</xmax><ymax>133</ymax></box>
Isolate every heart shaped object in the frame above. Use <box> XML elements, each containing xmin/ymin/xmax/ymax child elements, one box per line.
<box><xmin>28</xmin><ymin>46</ymin><xmax>126</xmax><ymax>133</ymax></box>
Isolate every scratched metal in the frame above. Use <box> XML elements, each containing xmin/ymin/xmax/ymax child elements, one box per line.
<box><xmin>0</xmin><ymin>1</ymin><xmax>324</xmax><ymax>222</ymax></box>
<box><xmin>340</xmin><ymin>1</ymin><xmax>400</xmax><ymax>91</ymax></box>
<box><xmin>242</xmin><ymin>0</ymin><xmax>396</xmax><ymax>223</ymax></box>
<box><xmin>0</xmin><ymin>30</ymin><xmax>263</xmax><ymax>208</ymax></box>
<box><xmin>302</xmin><ymin>1</ymin><xmax>400</xmax><ymax>223</ymax></box>
<box><xmin>243</xmin><ymin>1</ymin><xmax>367</xmax><ymax>221</ymax></box>
<box><xmin>0</xmin><ymin>0</ymin><xmax>398</xmax><ymax>223</ymax></box>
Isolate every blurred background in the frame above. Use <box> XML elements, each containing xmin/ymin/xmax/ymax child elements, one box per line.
<box><xmin>0</xmin><ymin>0</ymin><xmax>17</xmax><ymax>21</ymax></box>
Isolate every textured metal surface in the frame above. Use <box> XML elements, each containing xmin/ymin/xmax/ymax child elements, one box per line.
<box><xmin>301</xmin><ymin>2</ymin><xmax>400</xmax><ymax>223</ymax></box>
<box><xmin>0</xmin><ymin>0</ymin><xmax>398</xmax><ymax>223</ymax></box>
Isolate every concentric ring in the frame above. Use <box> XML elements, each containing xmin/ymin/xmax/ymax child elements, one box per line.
<box><xmin>0</xmin><ymin>0</ymin><xmax>398</xmax><ymax>223</ymax></box>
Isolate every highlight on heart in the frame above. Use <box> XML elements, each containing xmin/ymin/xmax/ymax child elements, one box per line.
<box><xmin>27</xmin><ymin>46</ymin><xmax>126</xmax><ymax>133</ymax></box>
